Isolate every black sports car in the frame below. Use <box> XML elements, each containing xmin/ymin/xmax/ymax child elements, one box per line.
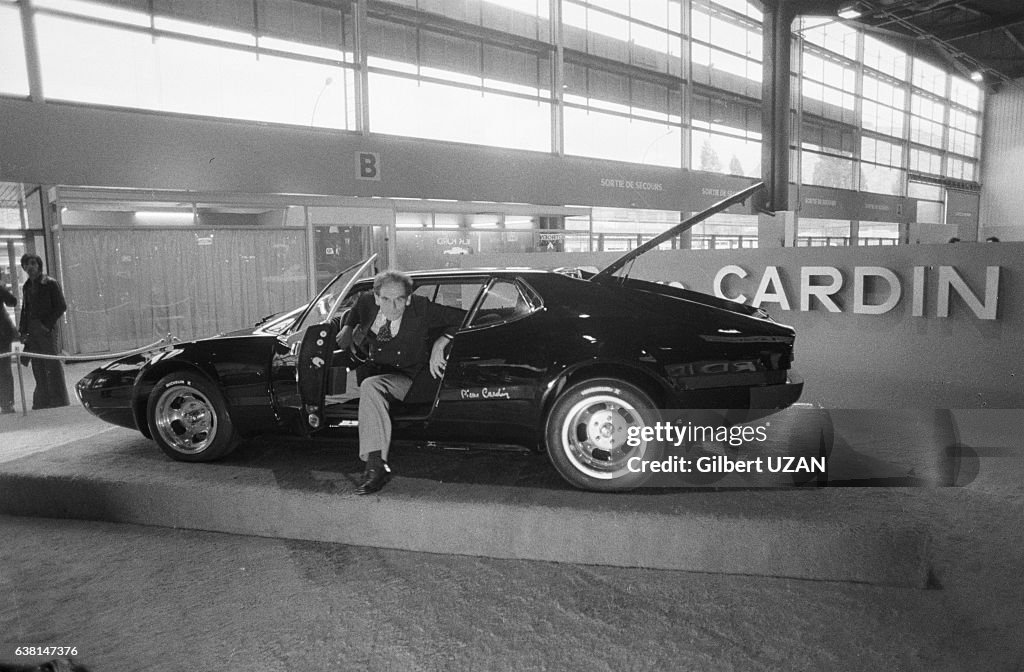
<box><xmin>77</xmin><ymin>184</ymin><xmax>802</xmax><ymax>491</ymax></box>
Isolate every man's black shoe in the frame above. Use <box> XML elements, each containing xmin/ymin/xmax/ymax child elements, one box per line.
<box><xmin>355</xmin><ymin>465</ymin><xmax>391</xmax><ymax>495</ymax></box>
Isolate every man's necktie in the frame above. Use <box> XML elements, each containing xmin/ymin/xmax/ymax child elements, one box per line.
<box><xmin>377</xmin><ymin>319</ymin><xmax>392</xmax><ymax>343</ymax></box>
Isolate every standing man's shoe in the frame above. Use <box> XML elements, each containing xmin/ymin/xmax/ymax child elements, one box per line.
<box><xmin>356</xmin><ymin>464</ymin><xmax>392</xmax><ymax>495</ymax></box>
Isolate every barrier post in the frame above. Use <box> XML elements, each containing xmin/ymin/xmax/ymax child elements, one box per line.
<box><xmin>13</xmin><ymin>350</ymin><xmax>27</xmax><ymax>416</ymax></box>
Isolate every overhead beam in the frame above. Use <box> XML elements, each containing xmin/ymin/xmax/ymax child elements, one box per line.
<box><xmin>938</xmin><ymin>16</ymin><xmax>1024</xmax><ymax>42</ymax></box>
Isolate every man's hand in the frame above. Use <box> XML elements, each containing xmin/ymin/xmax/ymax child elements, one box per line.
<box><xmin>429</xmin><ymin>335</ymin><xmax>451</xmax><ymax>378</ymax></box>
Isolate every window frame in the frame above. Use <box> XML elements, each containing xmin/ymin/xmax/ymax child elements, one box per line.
<box><xmin>464</xmin><ymin>276</ymin><xmax>544</xmax><ymax>330</ymax></box>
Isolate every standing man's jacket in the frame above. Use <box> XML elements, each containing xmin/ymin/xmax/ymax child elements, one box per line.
<box><xmin>20</xmin><ymin>274</ymin><xmax>67</xmax><ymax>354</ymax></box>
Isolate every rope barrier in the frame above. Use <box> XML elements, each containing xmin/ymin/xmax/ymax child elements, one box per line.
<box><xmin>2</xmin><ymin>335</ymin><xmax>175</xmax><ymax>417</ymax></box>
<box><xmin>0</xmin><ymin>337</ymin><xmax>171</xmax><ymax>362</ymax></box>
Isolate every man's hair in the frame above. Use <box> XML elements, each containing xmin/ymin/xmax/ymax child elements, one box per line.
<box><xmin>372</xmin><ymin>270</ymin><xmax>413</xmax><ymax>296</ymax></box>
<box><xmin>20</xmin><ymin>253</ymin><xmax>44</xmax><ymax>271</ymax></box>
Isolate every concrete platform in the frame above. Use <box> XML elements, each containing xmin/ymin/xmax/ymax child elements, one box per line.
<box><xmin>0</xmin><ymin>402</ymin><xmax>973</xmax><ymax>589</ymax></box>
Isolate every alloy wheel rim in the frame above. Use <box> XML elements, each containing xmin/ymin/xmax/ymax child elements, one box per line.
<box><xmin>560</xmin><ymin>394</ymin><xmax>646</xmax><ymax>479</ymax></box>
<box><xmin>154</xmin><ymin>384</ymin><xmax>218</xmax><ymax>454</ymax></box>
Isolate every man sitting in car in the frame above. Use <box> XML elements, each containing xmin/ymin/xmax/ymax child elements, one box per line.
<box><xmin>336</xmin><ymin>270</ymin><xmax>466</xmax><ymax>495</ymax></box>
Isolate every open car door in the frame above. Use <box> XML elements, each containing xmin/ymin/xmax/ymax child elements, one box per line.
<box><xmin>272</xmin><ymin>255</ymin><xmax>378</xmax><ymax>434</ymax></box>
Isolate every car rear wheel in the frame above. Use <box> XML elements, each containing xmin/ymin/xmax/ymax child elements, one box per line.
<box><xmin>147</xmin><ymin>372</ymin><xmax>238</xmax><ymax>462</ymax></box>
<box><xmin>545</xmin><ymin>378</ymin><xmax>661</xmax><ymax>492</ymax></box>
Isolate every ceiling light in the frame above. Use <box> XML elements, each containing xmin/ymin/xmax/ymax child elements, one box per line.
<box><xmin>837</xmin><ymin>4</ymin><xmax>862</xmax><ymax>19</ymax></box>
<box><xmin>135</xmin><ymin>210</ymin><xmax>194</xmax><ymax>224</ymax></box>
<box><xmin>970</xmin><ymin>71</ymin><xmax>984</xmax><ymax>82</ymax></box>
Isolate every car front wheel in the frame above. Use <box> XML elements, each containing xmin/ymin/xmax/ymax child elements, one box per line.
<box><xmin>147</xmin><ymin>372</ymin><xmax>238</xmax><ymax>462</ymax></box>
<box><xmin>545</xmin><ymin>378</ymin><xmax>661</xmax><ymax>491</ymax></box>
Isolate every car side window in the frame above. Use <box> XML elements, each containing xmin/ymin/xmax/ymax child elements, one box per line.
<box><xmin>413</xmin><ymin>281</ymin><xmax>485</xmax><ymax>312</ymax></box>
<box><xmin>467</xmin><ymin>279</ymin><xmax>536</xmax><ymax>328</ymax></box>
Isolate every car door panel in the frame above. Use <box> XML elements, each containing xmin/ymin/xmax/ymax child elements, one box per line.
<box><xmin>429</xmin><ymin>278</ymin><xmax>549</xmax><ymax>438</ymax></box>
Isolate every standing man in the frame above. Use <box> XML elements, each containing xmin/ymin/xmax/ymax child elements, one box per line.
<box><xmin>337</xmin><ymin>270</ymin><xmax>465</xmax><ymax>494</ymax></box>
<box><xmin>19</xmin><ymin>253</ymin><xmax>69</xmax><ymax>409</ymax></box>
<box><xmin>0</xmin><ymin>272</ymin><xmax>17</xmax><ymax>414</ymax></box>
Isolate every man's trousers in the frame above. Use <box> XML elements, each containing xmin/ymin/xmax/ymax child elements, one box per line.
<box><xmin>357</xmin><ymin>373</ymin><xmax>412</xmax><ymax>462</ymax></box>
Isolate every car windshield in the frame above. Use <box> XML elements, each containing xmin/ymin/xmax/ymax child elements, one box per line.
<box><xmin>290</xmin><ymin>255</ymin><xmax>377</xmax><ymax>335</ymax></box>
<box><xmin>259</xmin><ymin>306</ymin><xmax>305</xmax><ymax>335</ymax></box>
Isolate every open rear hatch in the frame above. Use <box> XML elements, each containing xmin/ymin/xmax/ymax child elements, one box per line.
<box><xmin>590</xmin><ymin>181</ymin><xmax>765</xmax><ymax>284</ymax></box>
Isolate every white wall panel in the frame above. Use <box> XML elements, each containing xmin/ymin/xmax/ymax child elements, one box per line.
<box><xmin>980</xmin><ymin>80</ymin><xmax>1024</xmax><ymax>240</ymax></box>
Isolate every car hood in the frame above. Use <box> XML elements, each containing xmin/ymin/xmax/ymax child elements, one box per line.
<box><xmin>591</xmin><ymin>181</ymin><xmax>764</xmax><ymax>283</ymax></box>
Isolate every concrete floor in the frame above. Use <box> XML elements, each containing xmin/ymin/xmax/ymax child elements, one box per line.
<box><xmin>1</xmin><ymin>361</ymin><xmax>1022</xmax><ymax>671</ymax></box>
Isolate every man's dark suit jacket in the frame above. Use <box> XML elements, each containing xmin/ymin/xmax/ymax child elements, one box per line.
<box><xmin>19</xmin><ymin>274</ymin><xmax>67</xmax><ymax>354</ymax></box>
<box><xmin>344</xmin><ymin>291</ymin><xmax>466</xmax><ymax>380</ymax></box>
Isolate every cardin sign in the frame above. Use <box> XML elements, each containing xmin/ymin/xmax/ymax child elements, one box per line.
<box><xmin>714</xmin><ymin>264</ymin><xmax>1000</xmax><ymax>320</ymax></box>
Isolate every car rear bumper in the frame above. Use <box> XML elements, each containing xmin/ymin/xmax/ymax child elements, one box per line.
<box><xmin>672</xmin><ymin>369</ymin><xmax>803</xmax><ymax>411</ymax></box>
<box><xmin>749</xmin><ymin>369</ymin><xmax>803</xmax><ymax>410</ymax></box>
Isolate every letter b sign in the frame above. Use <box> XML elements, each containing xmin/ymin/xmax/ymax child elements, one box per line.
<box><xmin>356</xmin><ymin>152</ymin><xmax>381</xmax><ymax>181</ymax></box>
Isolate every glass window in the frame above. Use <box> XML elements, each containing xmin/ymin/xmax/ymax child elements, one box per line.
<box><xmin>34</xmin><ymin>7</ymin><xmax>356</xmax><ymax>129</ymax></box>
<box><xmin>483</xmin><ymin>0</ymin><xmax>550</xmax><ymax>18</ymax></box>
<box><xmin>910</xmin><ymin>117</ymin><xmax>944</xmax><ymax>149</ymax></box>
<box><xmin>692</xmin><ymin>127</ymin><xmax>760</xmax><ymax>177</ymax></box>
<box><xmin>690</xmin><ymin>4</ymin><xmax>762</xmax><ymax>90</ymax></box>
<box><xmin>412</xmin><ymin>281</ymin><xmax>486</xmax><ymax>312</ymax></box>
<box><xmin>950</xmin><ymin>76</ymin><xmax>981</xmax><ymax>111</ymax></box>
<box><xmin>861</xmin><ymin>137</ymin><xmax>902</xmax><ymax>166</ymax></box>
<box><xmin>863</xmin><ymin>36</ymin><xmax>906</xmax><ymax>78</ymax></box>
<box><xmin>565</xmin><ymin>107</ymin><xmax>682</xmax><ymax>167</ymax></box>
<box><xmin>632</xmin><ymin>0</ymin><xmax>679</xmax><ymax>27</ymax></box>
<box><xmin>710</xmin><ymin>0</ymin><xmax>762</xmax><ymax>21</ymax></box>
<box><xmin>909</xmin><ymin>94</ymin><xmax>945</xmax><ymax>148</ymax></box>
<box><xmin>946</xmin><ymin>157</ymin><xmax>976</xmax><ymax>181</ymax></box>
<box><xmin>369</xmin><ymin>72</ymin><xmax>551</xmax><ymax>151</ymax></box>
<box><xmin>861</xmin><ymin>100</ymin><xmax>905</xmax><ymax>138</ymax></box>
<box><xmin>802</xmin><ymin>51</ymin><xmax>856</xmax><ymax>112</ymax></box>
<box><xmin>797</xmin><ymin>218</ymin><xmax>850</xmax><ymax>246</ymax></box>
<box><xmin>912</xmin><ymin>57</ymin><xmax>946</xmax><ymax>95</ymax></box>
<box><xmin>802</xmin><ymin>151</ymin><xmax>854</xmax><ymax>189</ymax></box>
<box><xmin>860</xmin><ymin>164</ymin><xmax>903</xmax><ymax>195</ymax></box>
<box><xmin>801</xmin><ymin>17</ymin><xmax>857</xmax><ymax>59</ymax></box>
<box><xmin>858</xmin><ymin>222</ymin><xmax>899</xmax><ymax>245</ymax></box>
<box><xmin>947</xmin><ymin>108</ymin><xmax>980</xmax><ymax>159</ymax></box>
<box><xmin>910</xmin><ymin>148</ymin><xmax>942</xmax><ymax>175</ymax></box>
<box><xmin>949</xmin><ymin>108</ymin><xmax>978</xmax><ymax>134</ymax></box>
<box><xmin>863</xmin><ymin>75</ymin><xmax>905</xmax><ymax>109</ymax></box>
<box><xmin>908</xmin><ymin>181</ymin><xmax>943</xmax><ymax>199</ymax></box>
<box><xmin>468</xmin><ymin>279</ymin><xmax>535</xmax><ymax>327</ymax></box>
<box><xmin>690</xmin><ymin>213</ymin><xmax>758</xmax><ymax>249</ymax></box>
<box><xmin>0</xmin><ymin>1</ymin><xmax>29</xmax><ymax>96</ymax></box>
<box><xmin>562</xmin><ymin>0</ymin><xmax>683</xmax><ymax>74</ymax></box>
<box><xmin>947</xmin><ymin>129</ymin><xmax>977</xmax><ymax>158</ymax></box>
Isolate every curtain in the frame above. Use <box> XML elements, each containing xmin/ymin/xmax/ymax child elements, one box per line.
<box><xmin>62</xmin><ymin>228</ymin><xmax>308</xmax><ymax>354</ymax></box>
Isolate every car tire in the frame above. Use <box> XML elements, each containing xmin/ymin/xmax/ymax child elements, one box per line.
<box><xmin>147</xmin><ymin>372</ymin><xmax>239</xmax><ymax>462</ymax></box>
<box><xmin>545</xmin><ymin>378</ymin><xmax>662</xmax><ymax>492</ymax></box>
